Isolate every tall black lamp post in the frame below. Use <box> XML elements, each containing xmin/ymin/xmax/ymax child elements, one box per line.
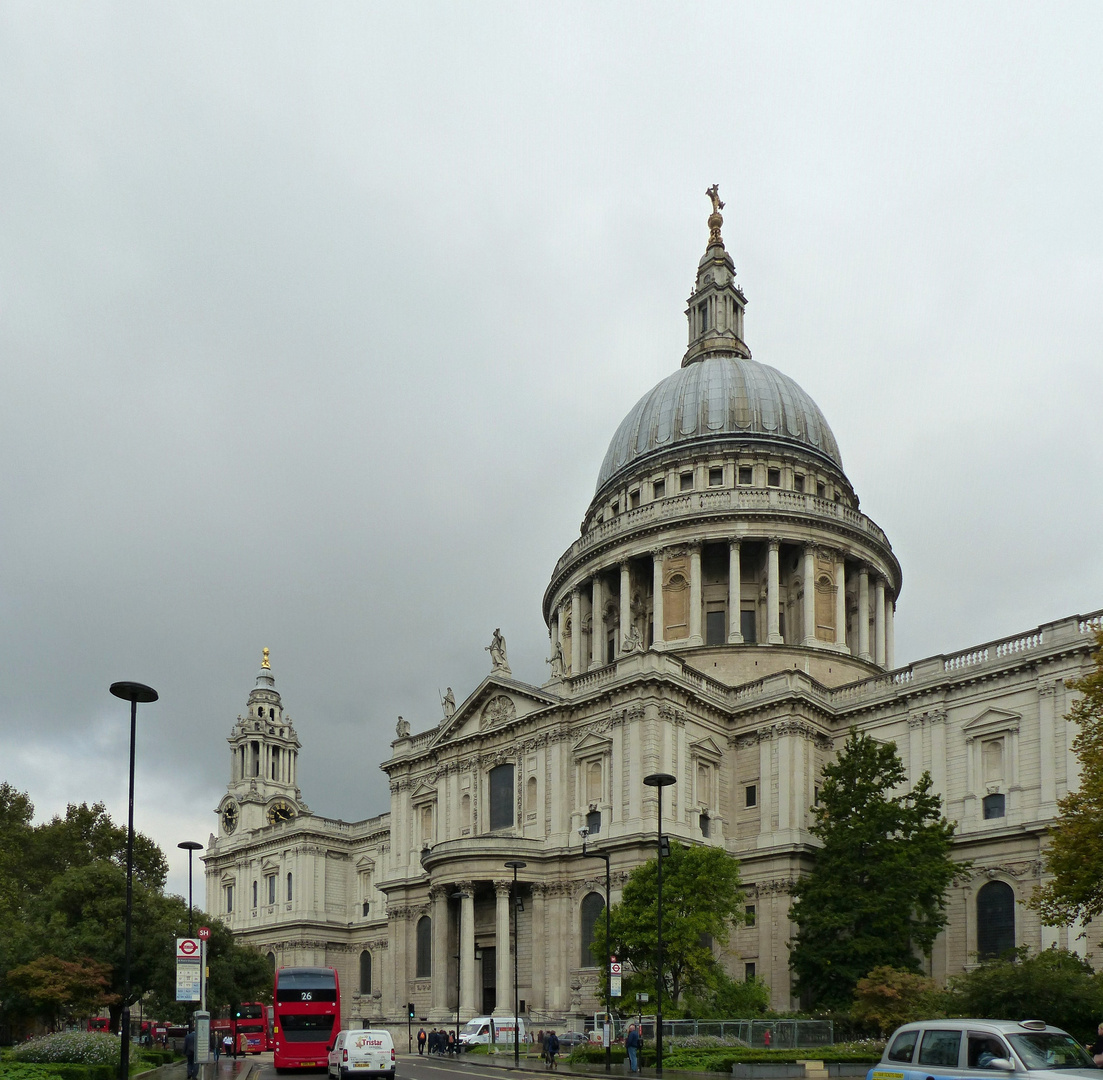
<box><xmin>503</xmin><ymin>861</ymin><xmax>527</xmax><ymax>1065</ymax></box>
<box><xmin>643</xmin><ymin>772</ymin><xmax>676</xmax><ymax>1077</ymax></box>
<box><xmin>451</xmin><ymin>891</ymin><xmax>469</xmax><ymax>1050</ymax></box>
<box><xmin>109</xmin><ymin>681</ymin><xmax>159</xmax><ymax>1080</ymax></box>
<box><xmin>178</xmin><ymin>841</ymin><xmax>202</xmax><ymax>937</ymax></box>
<box><xmin>578</xmin><ymin>828</ymin><xmax>613</xmax><ymax>1073</ymax></box>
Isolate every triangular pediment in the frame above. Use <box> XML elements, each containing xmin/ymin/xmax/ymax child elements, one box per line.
<box><xmin>355</xmin><ymin>855</ymin><xmax>375</xmax><ymax>872</ymax></box>
<box><xmin>690</xmin><ymin>736</ymin><xmax>723</xmax><ymax>761</ymax></box>
<box><xmin>573</xmin><ymin>731</ymin><xmax>612</xmax><ymax>757</ymax></box>
<box><xmin>964</xmin><ymin>707</ymin><xmax>1020</xmax><ymax>738</ymax></box>
<box><xmin>429</xmin><ymin>674</ymin><xmax>561</xmax><ymax>746</ymax></box>
<box><xmin>410</xmin><ymin>781</ymin><xmax>437</xmax><ymax>802</ymax></box>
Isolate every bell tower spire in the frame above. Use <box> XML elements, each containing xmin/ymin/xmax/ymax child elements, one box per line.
<box><xmin>682</xmin><ymin>184</ymin><xmax>751</xmax><ymax>366</ymax></box>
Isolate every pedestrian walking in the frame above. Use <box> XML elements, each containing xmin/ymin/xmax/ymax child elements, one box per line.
<box><xmin>184</xmin><ymin>1027</ymin><xmax>198</xmax><ymax>1080</ymax></box>
<box><xmin>211</xmin><ymin>1029</ymin><xmax>220</xmax><ymax>1062</ymax></box>
<box><xmin>543</xmin><ymin>1030</ymin><xmax>559</xmax><ymax>1070</ymax></box>
<box><xmin>625</xmin><ymin>1024</ymin><xmax>641</xmax><ymax>1073</ymax></box>
<box><xmin>417</xmin><ymin>1027</ymin><xmax>426</xmax><ymax>1055</ymax></box>
<box><xmin>447</xmin><ymin>1030</ymin><xmax>456</xmax><ymax>1056</ymax></box>
<box><xmin>222</xmin><ymin>1035</ymin><xmax>233</xmax><ymax>1060</ymax></box>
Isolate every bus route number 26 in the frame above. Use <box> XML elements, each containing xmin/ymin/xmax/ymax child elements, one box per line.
<box><xmin>299</xmin><ymin>992</ymin><xmax>313</xmax><ymax>1000</ymax></box>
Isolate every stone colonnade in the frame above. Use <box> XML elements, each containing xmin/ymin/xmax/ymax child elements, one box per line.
<box><xmin>551</xmin><ymin>537</ymin><xmax>896</xmax><ymax>670</ymax></box>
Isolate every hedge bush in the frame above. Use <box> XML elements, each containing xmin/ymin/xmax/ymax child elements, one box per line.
<box><xmin>10</xmin><ymin>1033</ymin><xmax>120</xmax><ymax>1068</ymax></box>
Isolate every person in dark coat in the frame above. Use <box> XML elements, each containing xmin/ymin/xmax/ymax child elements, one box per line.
<box><xmin>417</xmin><ymin>1027</ymin><xmax>426</xmax><ymax>1055</ymax></box>
<box><xmin>184</xmin><ymin>1028</ymin><xmax>198</xmax><ymax>1080</ymax></box>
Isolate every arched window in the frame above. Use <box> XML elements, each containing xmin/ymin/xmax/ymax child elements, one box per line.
<box><xmin>359</xmin><ymin>950</ymin><xmax>372</xmax><ymax>994</ymax></box>
<box><xmin>586</xmin><ymin>761</ymin><xmax>602</xmax><ymax>803</ymax></box>
<box><xmin>416</xmin><ymin>916</ymin><xmax>432</xmax><ymax>978</ymax></box>
<box><xmin>977</xmin><ymin>880</ymin><xmax>1015</xmax><ymax>959</ymax></box>
<box><xmin>461</xmin><ymin>793</ymin><xmax>471</xmax><ymax>830</ymax></box>
<box><xmin>252</xmin><ymin>880</ymin><xmax>258</xmax><ymax>908</ymax></box>
<box><xmin>580</xmin><ymin>892</ymin><xmax>605</xmax><ymax>968</ymax></box>
<box><xmin>266</xmin><ymin>951</ymin><xmax>276</xmax><ymax>969</ymax></box>
<box><xmin>524</xmin><ymin>776</ymin><xmax>537</xmax><ymax>814</ymax></box>
<box><xmin>489</xmin><ymin>764</ymin><xmax>515</xmax><ymax>831</ymax></box>
<box><xmin>286</xmin><ymin>872</ymin><xmax>293</xmax><ymax>902</ymax></box>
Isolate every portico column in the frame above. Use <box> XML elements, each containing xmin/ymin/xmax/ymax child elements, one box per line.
<box><xmin>651</xmin><ymin>549</ymin><xmax>665</xmax><ymax>648</ymax></box>
<box><xmin>766</xmin><ymin>539</ymin><xmax>783</xmax><ymax>644</ymax></box>
<box><xmin>834</xmin><ymin>559</ymin><xmax>847</xmax><ymax>649</ymax></box>
<box><xmin>727</xmin><ymin>540</ymin><xmax>743</xmax><ymax>643</ymax></box>
<box><xmin>460</xmin><ymin>886</ymin><xmax>476</xmax><ymax>1019</ymax></box>
<box><xmin>619</xmin><ymin>562</ymin><xmax>632</xmax><ymax>655</ymax></box>
<box><xmin>858</xmin><ymin>568</ymin><xmax>871</xmax><ymax>661</ymax></box>
<box><xmin>529</xmin><ymin>883</ymin><xmax>546</xmax><ymax>1012</ymax></box>
<box><xmin>494</xmin><ymin>880</ymin><xmax>511</xmax><ymax>1015</ymax></box>
<box><xmin>688</xmin><ymin>543</ymin><xmax>703</xmax><ymax>646</ymax></box>
<box><xmin>801</xmin><ymin>544</ymin><xmax>816</xmax><ymax>646</ymax></box>
<box><xmin>556</xmin><ymin>604</ymin><xmax>566</xmax><ymax>656</ymax></box>
<box><xmin>885</xmin><ymin>596</ymin><xmax>895</xmax><ymax>669</ymax></box>
<box><xmin>874</xmin><ymin>578</ymin><xmax>886</xmax><ymax>666</ymax></box>
<box><xmin>570</xmin><ymin>589</ymin><xmax>583</xmax><ymax>675</ymax></box>
<box><xmin>591</xmin><ymin>575</ymin><xmax>604</xmax><ymax>667</ymax></box>
<box><xmin>430</xmin><ymin>887</ymin><xmax>450</xmax><ymax>1017</ymax></box>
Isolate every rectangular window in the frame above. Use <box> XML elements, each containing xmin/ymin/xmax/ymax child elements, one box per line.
<box><xmin>767</xmin><ymin>467</ymin><xmax>781</xmax><ymax>487</ymax></box>
<box><xmin>607</xmin><ymin>635</ymin><xmax>616</xmax><ymax>665</ymax></box>
<box><xmin>362</xmin><ymin>901</ymin><xmax>370</xmax><ymax>917</ymax></box>
<box><xmin>267</xmin><ymin>875</ymin><xmax>276</xmax><ymax>905</ymax></box>
<box><xmin>699</xmin><ymin>813</ymin><xmax>710</xmax><ymax>837</ymax></box>
<box><xmin>611</xmin><ymin>501</ymin><xmax>619</xmax><ymax>515</ymax></box>
<box><xmin>698</xmin><ymin>302</ymin><xmax>708</xmax><ymax>332</ymax></box>
<box><xmin>745</xmin><ymin>784</ymin><xmax>758</xmax><ymax>808</ymax></box>
<box><xmin>706</xmin><ymin>609</ymin><xmax>726</xmax><ymax>645</ymax></box>
<box><xmin>794</xmin><ymin>474</ymin><xmax>804</xmax><ymax>493</ymax></box>
<box><xmin>779</xmin><ymin>609</ymin><xmax>786</xmax><ymax>640</ymax></box>
<box><xmin>708</xmin><ymin>466</ymin><xmax>724</xmax><ymax>487</ymax></box>
<box><xmin>745</xmin><ymin>904</ymin><xmax>756</xmax><ymax>926</ymax></box>
<box><xmin>629</xmin><ymin>490</ymin><xmax>640</xmax><ymax>509</ymax></box>
<box><xmin>738</xmin><ymin>465</ymin><xmax>753</xmax><ymax>485</ymax></box>
<box><xmin>918</xmin><ymin>1030</ymin><xmax>962</xmax><ymax>1068</ymax></box>
<box><xmin>653</xmin><ymin>478</ymin><xmax>665</xmax><ymax>499</ymax></box>
<box><xmin>887</xmin><ymin>1031</ymin><xmax>919</xmax><ymax>1064</ymax></box>
<box><xmin>744</xmin><ymin>962</ymin><xmax>756</xmax><ymax>981</ymax></box>
<box><xmin>489</xmin><ymin>763</ymin><xmax>515</xmax><ymax>830</ymax></box>
<box><xmin>983</xmin><ymin>793</ymin><xmax>1006</xmax><ymax>819</ymax></box>
<box><xmin>680</xmin><ymin>472</ymin><xmax>693</xmax><ymax>492</ymax></box>
<box><xmin>816</xmin><ymin>481</ymin><xmax>826</xmax><ymax>498</ymax></box>
<box><xmin>225</xmin><ymin>885</ymin><xmax>234</xmax><ymax>913</ymax></box>
<box><xmin>586</xmin><ymin>809</ymin><xmax>601</xmax><ymax>835</ymax></box>
<box><xmin>741</xmin><ymin>607</ymin><xmax>757</xmax><ymax>643</ymax></box>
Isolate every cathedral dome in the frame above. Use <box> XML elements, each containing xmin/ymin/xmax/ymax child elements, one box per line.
<box><xmin>596</xmin><ymin>355</ymin><xmax>842</xmax><ymax>495</ymax></box>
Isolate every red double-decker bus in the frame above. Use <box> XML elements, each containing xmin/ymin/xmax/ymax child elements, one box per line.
<box><xmin>87</xmin><ymin>1017</ymin><xmax>110</xmax><ymax>1033</ymax></box>
<box><xmin>235</xmin><ymin>1002</ymin><xmax>270</xmax><ymax>1053</ymax></box>
<box><xmin>272</xmin><ymin>967</ymin><xmax>341</xmax><ymax>1070</ymax></box>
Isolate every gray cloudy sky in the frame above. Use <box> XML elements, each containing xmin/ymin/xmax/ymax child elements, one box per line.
<box><xmin>3</xmin><ymin>2</ymin><xmax>1101</xmax><ymax>902</ymax></box>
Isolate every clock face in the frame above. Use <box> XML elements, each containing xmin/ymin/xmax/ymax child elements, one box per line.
<box><xmin>221</xmin><ymin>802</ymin><xmax>238</xmax><ymax>834</ymax></box>
<box><xmin>267</xmin><ymin>801</ymin><xmax>294</xmax><ymax>825</ymax></box>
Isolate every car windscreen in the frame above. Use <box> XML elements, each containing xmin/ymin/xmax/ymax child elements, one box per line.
<box><xmin>1007</xmin><ymin>1033</ymin><xmax>1094</xmax><ymax>1070</ymax></box>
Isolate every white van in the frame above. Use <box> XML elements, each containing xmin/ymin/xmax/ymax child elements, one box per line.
<box><xmin>327</xmin><ymin>1029</ymin><xmax>396</xmax><ymax>1080</ymax></box>
<box><xmin>458</xmin><ymin>1016</ymin><xmax>526</xmax><ymax>1049</ymax></box>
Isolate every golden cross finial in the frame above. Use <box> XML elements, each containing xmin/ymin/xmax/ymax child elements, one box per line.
<box><xmin>706</xmin><ymin>184</ymin><xmax>725</xmax><ymax>214</ymax></box>
<box><xmin>705</xmin><ymin>184</ymin><xmax>726</xmax><ymax>248</ymax></box>
<box><xmin>262</xmin><ymin>647</ymin><xmax>270</xmax><ymax>669</ymax></box>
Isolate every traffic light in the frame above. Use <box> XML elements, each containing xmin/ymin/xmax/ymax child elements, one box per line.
<box><xmin>408</xmin><ymin>1003</ymin><xmax>415</xmax><ymax>1020</ymax></box>
<box><xmin>659</xmin><ymin>835</ymin><xmax>670</xmax><ymax>858</ymax></box>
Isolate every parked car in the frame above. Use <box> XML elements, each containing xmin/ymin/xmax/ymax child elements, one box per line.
<box><xmin>327</xmin><ymin>1029</ymin><xmax>396</xmax><ymax>1080</ymax></box>
<box><xmin>557</xmin><ymin>1031</ymin><xmax>590</xmax><ymax>1049</ymax></box>
<box><xmin>868</xmin><ymin>1019</ymin><xmax>1096</xmax><ymax>1080</ymax></box>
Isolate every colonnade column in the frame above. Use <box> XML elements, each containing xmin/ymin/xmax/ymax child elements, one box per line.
<box><xmin>834</xmin><ymin>559</ymin><xmax>847</xmax><ymax>650</ymax></box>
<box><xmin>857</xmin><ymin>568</ymin><xmax>871</xmax><ymax>661</ymax></box>
<box><xmin>727</xmin><ymin>540</ymin><xmax>743</xmax><ymax>643</ymax></box>
<box><xmin>688</xmin><ymin>542</ymin><xmax>703</xmax><ymax>646</ymax></box>
<box><xmin>801</xmin><ymin>544</ymin><xmax>816</xmax><ymax>647</ymax></box>
<box><xmin>570</xmin><ymin>589</ymin><xmax>583</xmax><ymax>674</ymax></box>
<box><xmin>619</xmin><ymin>562</ymin><xmax>631</xmax><ymax>655</ymax></box>
<box><xmin>430</xmin><ymin>887</ymin><xmax>449</xmax><ymax>1016</ymax></box>
<box><xmin>874</xmin><ymin>578</ymin><xmax>886</xmax><ymax>666</ymax></box>
<box><xmin>766</xmin><ymin>538</ymin><xmax>783</xmax><ymax>644</ymax></box>
<box><xmin>494</xmin><ymin>880</ymin><xmax>511</xmax><ymax>1016</ymax></box>
<box><xmin>885</xmin><ymin>595</ymin><xmax>895</xmax><ymax>669</ymax></box>
<box><xmin>591</xmin><ymin>576</ymin><xmax>604</xmax><ymax>668</ymax></box>
<box><xmin>460</xmin><ymin>886</ymin><xmax>476</xmax><ymax>1018</ymax></box>
<box><xmin>557</xmin><ymin>604</ymin><xmax>566</xmax><ymax>661</ymax></box>
<box><xmin>652</xmin><ymin>549</ymin><xmax>665</xmax><ymax>648</ymax></box>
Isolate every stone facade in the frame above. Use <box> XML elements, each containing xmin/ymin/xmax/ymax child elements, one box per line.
<box><xmin>203</xmin><ymin>195</ymin><xmax>1102</xmax><ymax>1028</ymax></box>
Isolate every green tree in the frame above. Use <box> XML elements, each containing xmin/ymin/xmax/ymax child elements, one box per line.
<box><xmin>1034</xmin><ymin>632</ymin><xmax>1103</xmax><ymax>925</ymax></box>
<box><xmin>947</xmin><ymin>947</ymin><xmax>1103</xmax><ymax>1043</ymax></box>
<box><xmin>852</xmin><ymin>965</ymin><xmax>945</xmax><ymax>1035</ymax></box>
<box><xmin>5</xmin><ymin>955</ymin><xmax>116</xmax><ymax>1028</ymax></box>
<box><xmin>592</xmin><ymin>841</ymin><xmax>747</xmax><ymax>1012</ymax></box>
<box><xmin>788</xmin><ymin>729</ymin><xmax>964</xmax><ymax>1009</ymax></box>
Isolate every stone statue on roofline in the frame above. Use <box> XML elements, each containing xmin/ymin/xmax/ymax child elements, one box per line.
<box><xmin>486</xmin><ymin>628</ymin><xmax>511</xmax><ymax>675</ymax></box>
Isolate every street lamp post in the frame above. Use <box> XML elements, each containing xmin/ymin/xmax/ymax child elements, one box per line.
<box><xmin>451</xmin><ymin>891</ymin><xmax>469</xmax><ymax>1050</ymax></box>
<box><xmin>109</xmin><ymin>681</ymin><xmax>159</xmax><ymax>1080</ymax></box>
<box><xmin>503</xmin><ymin>861</ymin><xmax>527</xmax><ymax>1065</ymax></box>
<box><xmin>178</xmin><ymin>842</ymin><xmax>202</xmax><ymax>937</ymax></box>
<box><xmin>578</xmin><ymin>828</ymin><xmax>612</xmax><ymax>1074</ymax></box>
<box><xmin>643</xmin><ymin>772</ymin><xmax>676</xmax><ymax>1077</ymax></box>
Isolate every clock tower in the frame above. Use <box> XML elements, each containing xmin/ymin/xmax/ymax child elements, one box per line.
<box><xmin>218</xmin><ymin>649</ymin><xmax>305</xmax><ymax>837</ymax></box>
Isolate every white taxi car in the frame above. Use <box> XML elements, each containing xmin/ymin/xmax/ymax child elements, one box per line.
<box><xmin>868</xmin><ymin>1019</ymin><xmax>1096</xmax><ymax>1080</ymax></box>
<box><xmin>327</xmin><ymin>1029</ymin><xmax>396</xmax><ymax>1080</ymax></box>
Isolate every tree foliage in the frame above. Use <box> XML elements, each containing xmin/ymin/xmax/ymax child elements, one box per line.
<box><xmin>947</xmin><ymin>947</ymin><xmax>1103</xmax><ymax>1043</ymax></box>
<box><xmin>1034</xmin><ymin>632</ymin><xmax>1103</xmax><ymax>925</ymax></box>
<box><xmin>788</xmin><ymin>729</ymin><xmax>965</xmax><ymax>1010</ymax></box>
<box><xmin>592</xmin><ymin>841</ymin><xmax>748</xmax><ymax>1012</ymax></box>
<box><xmin>852</xmin><ymin>965</ymin><xmax>944</xmax><ymax>1035</ymax></box>
<box><xmin>5</xmin><ymin>955</ymin><xmax>116</xmax><ymax>1028</ymax></box>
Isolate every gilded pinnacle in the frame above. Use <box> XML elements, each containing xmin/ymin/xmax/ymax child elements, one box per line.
<box><xmin>262</xmin><ymin>646</ymin><xmax>271</xmax><ymax>669</ymax></box>
<box><xmin>706</xmin><ymin>183</ymin><xmax>725</xmax><ymax>249</ymax></box>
